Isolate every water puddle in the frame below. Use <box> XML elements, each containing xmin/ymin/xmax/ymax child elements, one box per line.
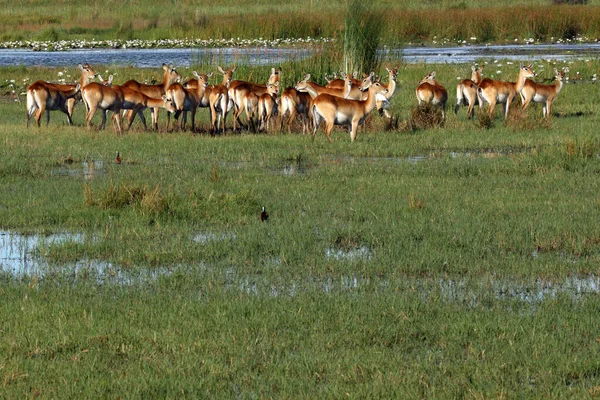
<box><xmin>192</xmin><ymin>232</ymin><xmax>236</xmax><ymax>244</ymax></box>
<box><xmin>325</xmin><ymin>246</ymin><xmax>372</xmax><ymax>261</ymax></box>
<box><xmin>50</xmin><ymin>160</ymin><xmax>105</xmax><ymax>180</ymax></box>
<box><xmin>0</xmin><ymin>231</ymin><xmax>85</xmax><ymax>276</ymax></box>
<box><xmin>2</xmin><ymin>230</ymin><xmax>598</xmax><ymax>305</ymax></box>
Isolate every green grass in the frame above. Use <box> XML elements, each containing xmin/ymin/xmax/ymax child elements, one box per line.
<box><xmin>2</xmin><ymin>59</ymin><xmax>600</xmax><ymax>396</ymax></box>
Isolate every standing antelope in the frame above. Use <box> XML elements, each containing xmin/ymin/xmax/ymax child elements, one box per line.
<box><xmin>209</xmin><ymin>66</ymin><xmax>235</xmax><ymax>134</ymax></box>
<box><xmin>165</xmin><ymin>71</ymin><xmax>209</xmax><ymax>131</ymax></box>
<box><xmin>81</xmin><ymin>82</ymin><xmax>125</xmax><ymax>134</ymax></box>
<box><xmin>26</xmin><ymin>63</ymin><xmax>96</xmax><ymax>127</ymax></box>
<box><xmin>120</xmin><ymin>63</ymin><xmax>181</xmax><ymax>130</ymax></box>
<box><xmin>477</xmin><ymin>64</ymin><xmax>536</xmax><ymax>119</ymax></box>
<box><xmin>229</xmin><ymin>67</ymin><xmax>281</xmax><ymax>130</ymax></box>
<box><xmin>454</xmin><ymin>65</ymin><xmax>484</xmax><ymax>119</ymax></box>
<box><xmin>310</xmin><ymin>81</ymin><xmax>389</xmax><ymax>142</ymax></box>
<box><xmin>279</xmin><ymin>87</ymin><xmax>312</xmax><ymax>134</ymax></box>
<box><xmin>520</xmin><ymin>67</ymin><xmax>568</xmax><ymax>118</ymax></box>
<box><xmin>294</xmin><ymin>73</ymin><xmax>354</xmax><ymax>100</ymax></box>
<box><xmin>325</xmin><ymin>72</ymin><xmax>374</xmax><ymax>100</ymax></box>
<box><xmin>257</xmin><ymin>82</ymin><xmax>280</xmax><ymax>132</ymax></box>
<box><xmin>98</xmin><ymin>75</ymin><xmax>177</xmax><ymax>131</ymax></box>
<box><xmin>415</xmin><ymin>71</ymin><xmax>448</xmax><ymax>118</ymax></box>
<box><xmin>378</xmin><ymin>66</ymin><xmax>399</xmax><ymax>118</ymax></box>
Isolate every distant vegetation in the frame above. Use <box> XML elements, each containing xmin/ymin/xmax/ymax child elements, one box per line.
<box><xmin>1</xmin><ymin>1</ymin><xmax>600</xmax><ymax>44</ymax></box>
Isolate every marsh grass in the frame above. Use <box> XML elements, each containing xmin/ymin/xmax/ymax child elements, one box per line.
<box><xmin>343</xmin><ymin>0</ymin><xmax>384</xmax><ymax>75</ymax></box>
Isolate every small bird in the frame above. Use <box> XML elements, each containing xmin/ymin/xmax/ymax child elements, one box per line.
<box><xmin>115</xmin><ymin>151</ymin><xmax>121</xmax><ymax>164</ymax></box>
<box><xmin>260</xmin><ymin>206</ymin><xmax>269</xmax><ymax>222</ymax></box>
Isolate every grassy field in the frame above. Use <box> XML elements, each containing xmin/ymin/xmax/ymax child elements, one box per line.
<box><xmin>2</xmin><ymin>56</ymin><xmax>600</xmax><ymax>396</ymax></box>
<box><xmin>2</xmin><ymin>0</ymin><xmax>600</xmax><ymax>44</ymax></box>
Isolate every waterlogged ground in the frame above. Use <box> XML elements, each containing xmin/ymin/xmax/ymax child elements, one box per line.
<box><xmin>2</xmin><ymin>59</ymin><xmax>600</xmax><ymax>397</ymax></box>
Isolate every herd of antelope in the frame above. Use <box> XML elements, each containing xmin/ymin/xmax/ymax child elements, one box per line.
<box><xmin>24</xmin><ymin>61</ymin><xmax>568</xmax><ymax>142</ymax></box>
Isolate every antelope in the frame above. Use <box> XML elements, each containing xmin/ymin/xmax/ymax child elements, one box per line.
<box><xmin>477</xmin><ymin>64</ymin><xmax>536</xmax><ymax>119</ymax></box>
<box><xmin>120</xmin><ymin>63</ymin><xmax>181</xmax><ymax>130</ymax></box>
<box><xmin>377</xmin><ymin>66</ymin><xmax>399</xmax><ymax>118</ymax></box>
<box><xmin>325</xmin><ymin>71</ymin><xmax>362</xmax><ymax>88</ymax></box>
<box><xmin>278</xmin><ymin>87</ymin><xmax>312</xmax><ymax>134</ymax></box>
<box><xmin>310</xmin><ymin>81</ymin><xmax>389</xmax><ymax>142</ymax></box>
<box><xmin>165</xmin><ymin>71</ymin><xmax>209</xmax><ymax>131</ymax></box>
<box><xmin>208</xmin><ymin>66</ymin><xmax>235</xmax><ymax>134</ymax></box>
<box><xmin>454</xmin><ymin>65</ymin><xmax>484</xmax><ymax>119</ymax></box>
<box><xmin>415</xmin><ymin>71</ymin><xmax>448</xmax><ymax>118</ymax></box>
<box><xmin>98</xmin><ymin>75</ymin><xmax>177</xmax><ymax>131</ymax></box>
<box><xmin>302</xmin><ymin>73</ymin><xmax>372</xmax><ymax>100</ymax></box>
<box><xmin>520</xmin><ymin>67</ymin><xmax>568</xmax><ymax>118</ymax></box>
<box><xmin>229</xmin><ymin>67</ymin><xmax>281</xmax><ymax>130</ymax></box>
<box><xmin>257</xmin><ymin>82</ymin><xmax>280</xmax><ymax>132</ymax></box>
<box><xmin>81</xmin><ymin>82</ymin><xmax>125</xmax><ymax>134</ymax></box>
<box><xmin>294</xmin><ymin>73</ymin><xmax>354</xmax><ymax>101</ymax></box>
<box><xmin>26</xmin><ymin>84</ymin><xmax>81</xmax><ymax>127</ymax></box>
<box><xmin>26</xmin><ymin>63</ymin><xmax>96</xmax><ymax>126</ymax></box>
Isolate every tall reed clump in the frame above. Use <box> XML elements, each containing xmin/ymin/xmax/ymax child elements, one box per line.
<box><xmin>343</xmin><ymin>0</ymin><xmax>384</xmax><ymax>75</ymax></box>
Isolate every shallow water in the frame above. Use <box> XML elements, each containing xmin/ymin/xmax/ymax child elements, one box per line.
<box><xmin>1</xmin><ymin>43</ymin><xmax>598</xmax><ymax>67</ymax></box>
<box><xmin>2</xmin><ymin>230</ymin><xmax>598</xmax><ymax>304</ymax></box>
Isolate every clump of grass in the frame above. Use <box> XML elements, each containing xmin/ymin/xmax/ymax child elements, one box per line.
<box><xmin>84</xmin><ymin>182</ymin><xmax>169</xmax><ymax>215</ymax></box>
<box><xmin>564</xmin><ymin>137</ymin><xmax>600</xmax><ymax>159</ymax></box>
<box><xmin>408</xmin><ymin>105</ymin><xmax>445</xmax><ymax>130</ymax></box>
<box><xmin>343</xmin><ymin>0</ymin><xmax>384</xmax><ymax>75</ymax></box>
<box><xmin>478</xmin><ymin>112</ymin><xmax>494</xmax><ymax>130</ymax></box>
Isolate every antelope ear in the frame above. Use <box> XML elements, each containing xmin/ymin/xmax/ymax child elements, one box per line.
<box><xmin>162</xmin><ymin>63</ymin><xmax>168</xmax><ymax>71</ymax></box>
<box><xmin>274</xmin><ymin>82</ymin><xmax>279</xmax><ymax>87</ymax></box>
<box><xmin>231</xmin><ymin>66</ymin><xmax>237</xmax><ymax>72</ymax></box>
<box><xmin>564</xmin><ymin>67</ymin><xmax>569</xmax><ymax>73</ymax></box>
<box><xmin>217</xmin><ymin>66</ymin><xmax>225</xmax><ymax>74</ymax></box>
<box><xmin>108</xmin><ymin>75</ymin><xmax>113</xmax><ymax>84</ymax></box>
<box><xmin>386</xmin><ymin>67</ymin><xmax>391</xmax><ymax>73</ymax></box>
<box><xmin>193</xmin><ymin>71</ymin><xmax>200</xmax><ymax>78</ymax></box>
<box><xmin>472</xmin><ymin>65</ymin><xmax>476</xmax><ymax>72</ymax></box>
<box><xmin>271</xmin><ymin>67</ymin><xmax>275</xmax><ymax>75</ymax></box>
<box><xmin>430</xmin><ymin>71</ymin><xmax>436</xmax><ymax>78</ymax></box>
<box><xmin>304</xmin><ymin>74</ymin><xmax>311</xmax><ymax>81</ymax></box>
<box><xmin>78</xmin><ymin>64</ymin><xmax>84</xmax><ymax>70</ymax></box>
<box><xmin>207</xmin><ymin>72</ymin><xmax>214</xmax><ymax>78</ymax></box>
<box><xmin>162</xmin><ymin>95</ymin><xmax>168</xmax><ymax>101</ymax></box>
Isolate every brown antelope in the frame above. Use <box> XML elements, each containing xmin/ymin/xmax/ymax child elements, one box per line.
<box><xmin>98</xmin><ymin>75</ymin><xmax>177</xmax><ymax>131</ymax></box>
<box><xmin>325</xmin><ymin>71</ymin><xmax>362</xmax><ymax>88</ymax></box>
<box><xmin>378</xmin><ymin>66</ymin><xmax>399</xmax><ymax>118</ymax></box>
<box><xmin>278</xmin><ymin>87</ymin><xmax>312</xmax><ymax>134</ymax></box>
<box><xmin>257</xmin><ymin>82</ymin><xmax>280</xmax><ymax>132</ymax></box>
<box><xmin>294</xmin><ymin>73</ymin><xmax>354</xmax><ymax>100</ymax></box>
<box><xmin>26</xmin><ymin>63</ymin><xmax>96</xmax><ymax>126</ymax></box>
<box><xmin>165</xmin><ymin>71</ymin><xmax>209</xmax><ymax>131</ymax></box>
<box><xmin>454</xmin><ymin>65</ymin><xmax>484</xmax><ymax>119</ymax></box>
<box><xmin>310</xmin><ymin>81</ymin><xmax>389</xmax><ymax>142</ymax></box>
<box><xmin>477</xmin><ymin>64</ymin><xmax>536</xmax><ymax>119</ymax></box>
<box><xmin>520</xmin><ymin>67</ymin><xmax>568</xmax><ymax>118</ymax></box>
<box><xmin>229</xmin><ymin>67</ymin><xmax>281</xmax><ymax>130</ymax></box>
<box><xmin>208</xmin><ymin>66</ymin><xmax>235</xmax><ymax>134</ymax></box>
<box><xmin>120</xmin><ymin>64</ymin><xmax>181</xmax><ymax>130</ymax></box>
<box><xmin>26</xmin><ymin>84</ymin><xmax>81</xmax><ymax>127</ymax></box>
<box><xmin>415</xmin><ymin>71</ymin><xmax>448</xmax><ymax>118</ymax></box>
<box><xmin>304</xmin><ymin>73</ymin><xmax>372</xmax><ymax>100</ymax></box>
<box><xmin>81</xmin><ymin>82</ymin><xmax>125</xmax><ymax>134</ymax></box>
